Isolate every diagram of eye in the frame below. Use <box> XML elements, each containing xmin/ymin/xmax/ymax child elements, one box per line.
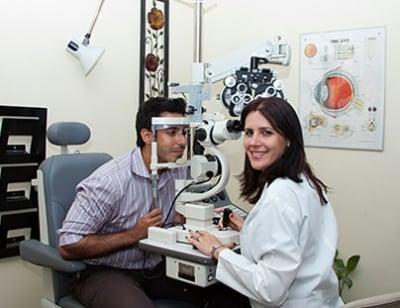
<box><xmin>299</xmin><ymin>27</ymin><xmax>385</xmax><ymax>150</ymax></box>
<box><xmin>313</xmin><ymin>68</ymin><xmax>364</xmax><ymax>118</ymax></box>
<box><xmin>331</xmin><ymin>122</ymin><xmax>353</xmax><ymax>138</ymax></box>
<box><xmin>304</xmin><ymin>112</ymin><xmax>353</xmax><ymax>138</ymax></box>
<box><xmin>304</xmin><ymin>112</ymin><xmax>327</xmax><ymax>133</ymax></box>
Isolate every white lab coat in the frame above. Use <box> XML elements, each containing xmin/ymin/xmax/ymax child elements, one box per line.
<box><xmin>216</xmin><ymin>176</ymin><xmax>344</xmax><ymax>308</ymax></box>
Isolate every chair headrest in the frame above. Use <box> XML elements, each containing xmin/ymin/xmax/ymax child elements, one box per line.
<box><xmin>47</xmin><ymin>122</ymin><xmax>91</xmax><ymax>146</ymax></box>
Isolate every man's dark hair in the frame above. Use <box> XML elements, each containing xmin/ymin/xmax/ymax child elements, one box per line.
<box><xmin>135</xmin><ymin>97</ymin><xmax>187</xmax><ymax>147</ymax></box>
<box><xmin>238</xmin><ymin>97</ymin><xmax>328</xmax><ymax>205</ymax></box>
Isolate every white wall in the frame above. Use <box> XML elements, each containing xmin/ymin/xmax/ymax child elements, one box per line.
<box><xmin>0</xmin><ymin>0</ymin><xmax>399</xmax><ymax>306</ymax></box>
<box><xmin>0</xmin><ymin>0</ymin><xmax>141</xmax><ymax>156</ymax></box>
<box><xmin>0</xmin><ymin>0</ymin><xmax>141</xmax><ymax>306</ymax></box>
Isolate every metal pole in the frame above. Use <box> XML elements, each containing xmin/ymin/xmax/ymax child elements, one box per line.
<box><xmin>193</xmin><ymin>0</ymin><xmax>203</xmax><ymax>63</ymax></box>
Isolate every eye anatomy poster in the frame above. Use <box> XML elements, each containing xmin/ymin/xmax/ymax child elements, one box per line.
<box><xmin>299</xmin><ymin>27</ymin><xmax>385</xmax><ymax>151</ymax></box>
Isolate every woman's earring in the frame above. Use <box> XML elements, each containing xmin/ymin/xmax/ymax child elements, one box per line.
<box><xmin>286</xmin><ymin>141</ymin><xmax>291</xmax><ymax>147</ymax></box>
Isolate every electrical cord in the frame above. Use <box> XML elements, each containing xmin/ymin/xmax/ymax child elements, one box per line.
<box><xmin>161</xmin><ymin>176</ymin><xmax>212</xmax><ymax>227</ymax></box>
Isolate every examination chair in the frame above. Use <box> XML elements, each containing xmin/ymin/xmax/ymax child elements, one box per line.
<box><xmin>19</xmin><ymin>122</ymin><xmax>195</xmax><ymax>308</ymax></box>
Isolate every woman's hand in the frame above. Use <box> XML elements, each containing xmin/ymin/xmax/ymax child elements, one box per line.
<box><xmin>215</xmin><ymin>208</ymin><xmax>244</xmax><ymax>231</ymax></box>
<box><xmin>187</xmin><ymin>230</ymin><xmax>230</xmax><ymax>259</ymax></box>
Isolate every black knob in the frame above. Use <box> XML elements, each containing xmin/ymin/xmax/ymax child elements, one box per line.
<box><xmin>187</xmin><ymin>106</ymin><xmax>196</xmax><ymax>115</ymax></box>
<box><xmin>226</xmin><ymin>119</ymin><xmax>242</xmax><ymax>133</ymax></box>
<box><xmin>195</xmin><ymin>128</ymin><xmax>207</xmax><ymax>142</ymax></box>
<box><xmin>222</xmin><ymin>208</ymin><xmax>232</xmax><ymax>228</ymax></box>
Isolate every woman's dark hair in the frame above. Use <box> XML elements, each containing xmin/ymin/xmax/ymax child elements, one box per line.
<box><xmin>135</xmin><ymin>97</ymin><xmax>186</xmax><ymax>147</ymax></box>
<box><xmin>238</xmin><ymin>97</ymin><xmax>328</xmax><ymax>205</ymax></box>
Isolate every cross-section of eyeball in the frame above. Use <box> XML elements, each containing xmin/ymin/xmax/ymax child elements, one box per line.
<box><xmin>314</xmin><ymin>69</ymin><xmax>357</xmax><ymax>117</ymax></box>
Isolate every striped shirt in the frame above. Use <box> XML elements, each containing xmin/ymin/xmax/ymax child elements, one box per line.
<box><xmin>58</xmin><ymin>148</ymin><xmax>187</xmax><ymax>269</ymax></box>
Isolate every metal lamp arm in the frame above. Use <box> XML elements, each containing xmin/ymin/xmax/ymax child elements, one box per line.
<box><xmin>83</xmin><ymin>0</ymin><xmax>106</xmax><ymax>45</ymax></box>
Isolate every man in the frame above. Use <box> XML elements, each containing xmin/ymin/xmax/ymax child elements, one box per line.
<box><xmin>58</xmin><ymin>97</ymin><xmax>207</xmax><ymax>308</ymax></box>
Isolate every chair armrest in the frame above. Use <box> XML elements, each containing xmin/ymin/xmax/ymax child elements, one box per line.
<box><xmin>344</xmin><ymin>291</ymin><xmax>400</xmax><ymax>307</ymax></box>
<box><xmin>19</xmin><ymin>239</ymin><xmax>86</xmax><ymax>273</ymax></box>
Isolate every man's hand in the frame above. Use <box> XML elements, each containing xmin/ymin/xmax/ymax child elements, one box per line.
<box><xmin>60</xmin><ymin>208</ymin><xmax>163</xmax><ymax>260</ymax></box>
<box><xmin>130</xmin><ymin>208</ymin><xmax>163</xmax><ymax>240</ymax></box>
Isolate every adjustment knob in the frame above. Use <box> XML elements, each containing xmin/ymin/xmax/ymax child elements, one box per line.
<box><xmin>195</xmin><ymin>128</ymin><xmax>207</xmax><ymax>142</ymax></box>
<box><xmin>226</xmin><ymin>119</ymin><xmax>242</xmax><ymax>133</ymax></box>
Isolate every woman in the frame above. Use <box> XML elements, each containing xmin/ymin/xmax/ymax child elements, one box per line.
<box><xmin>188</xmin><ymin>97</ymin><xmax>343</xmax><ymax>307</ymax></box>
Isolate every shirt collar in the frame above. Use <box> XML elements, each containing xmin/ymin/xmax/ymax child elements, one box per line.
<box><xmin>130</xmin><ymin>148</ymin><xmax>151</xmax><ymax>179</ymax></box>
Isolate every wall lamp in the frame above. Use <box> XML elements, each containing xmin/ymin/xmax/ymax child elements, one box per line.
<box><xmin>66</xmin><ymin>0</ymin><xmax>106</xmax><ymax>76</ymax></box>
